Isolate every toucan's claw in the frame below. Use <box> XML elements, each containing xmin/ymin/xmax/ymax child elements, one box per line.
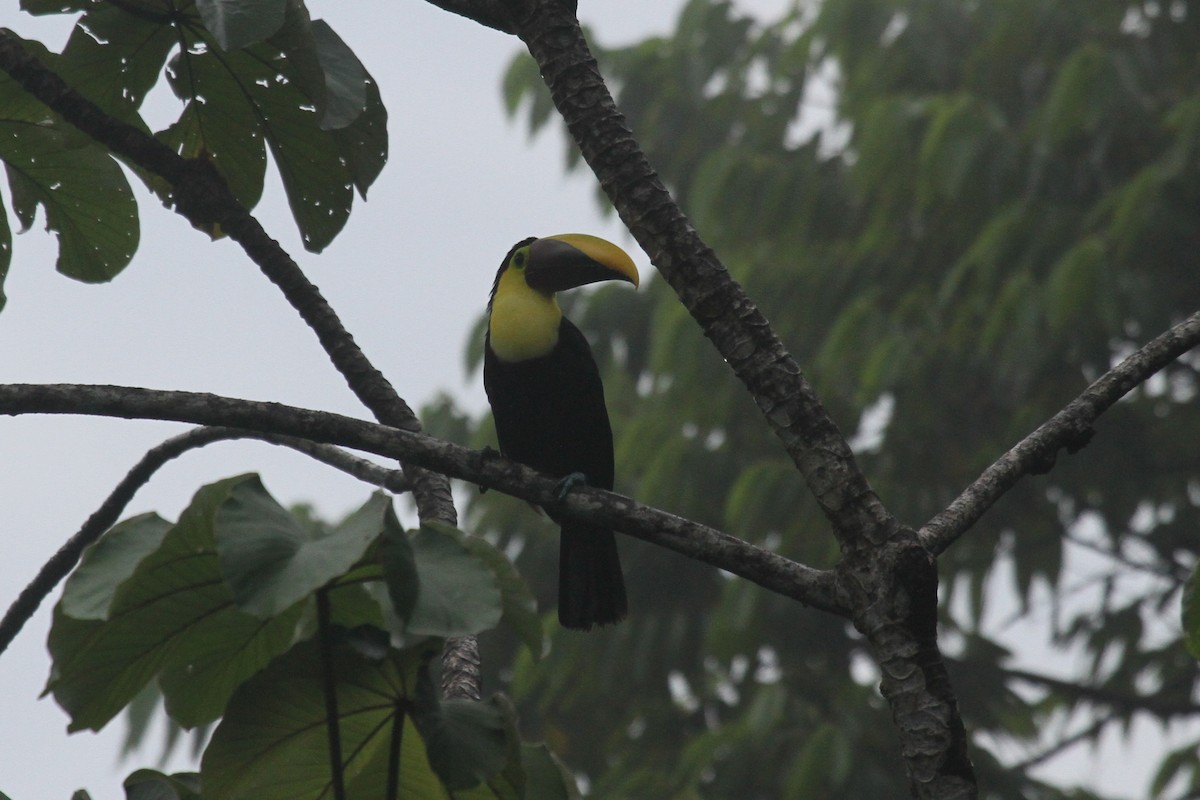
<box><xmin>555</xmin><ymin>472</ymin><xmax>589</xmax><ymax>501</ymax></box>
<box><xmin>478</xmin><ymin>446</ymin><xmax>502</xmax><ymax>493</ymax></box>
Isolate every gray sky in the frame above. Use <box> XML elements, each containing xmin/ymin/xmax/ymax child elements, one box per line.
<box><xmin>0</xmin><ymin>2</ymin><xmax>1171</xmax><ymax>798</ymax></box>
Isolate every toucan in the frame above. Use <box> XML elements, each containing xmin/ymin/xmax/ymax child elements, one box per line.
<box><xmin>484</xmin><ymin>234</ymin><xmax>639</xmax><ymax>630</ymax></box>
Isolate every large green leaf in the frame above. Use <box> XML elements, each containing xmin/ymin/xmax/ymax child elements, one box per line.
<box><xmin>19</xmin><ymin>0</ymin><xmax>90</xmax><ymax>13</ymax></box>
<box><xmin>201</xmin><ymin>641</ymin><xmax>454</xmax><ymax>800</ymax></box>
<box><xmin>159</xmin><ymin>13</ymin><xmax>384</xmax><ymax>250</ymax></box>
<box><xmin>215</xmin><ymin>481</ymin><xmax>388</xmax><ymax>618</ymax></box>
<box><xmin>380</xmin><ymin>512</ymin><xmax>421</xmax><ymax>628</ymax></box>
<box><xmin>406</xmin><ymin>525</ymin><xmax>503</xmax><ymax>638</ymax></box>
<box><xmin>123</xmin><ymin>769</ymin><xmax>202</xmax><ymax>800</ymax></box>
<box><xmin>55</xmin><ymin>4</ymin><xmax>176</xmax><ymax>123</ymax></box>
<box><xmin>60</xmin><ymin>513</ymin><xmax>172</xmax><ymax>620</ymax></box>
<box><xmin>410</xmin><ymin>665</ymin><xmax>509</xmax><ymax>791</ymax></box>
<box><xmin>159</xmin><ymin>47</ymin><xmax>269</xmax><ymax>212</ymax></box>
<box><xmin>0</xmin><ymin>40</ymin><xmax>139</xmax><ymax>284</ymax></box>
<box><xmin>1182</xmin><ymin>565</ymin><xmax>1200</xmax><ymax>659</ymax></box>
<box><xmin>196</xmin><ymin>0</ymin><xmax>287</xmax><ymax>52</ymax></box>
<box><xmin>0</xmin><ymin>197</ymin><xmax>11</xmax><ymax>312</ymax></box>
<box><xmin>427</xmin><ymin>521</ymin><xmax>543</xmax><ymax>659</ymax></box>
<box><xmin>45</xmin><ymin>476</ymin><xmax>301</xmax><ymax>731</ymax></box>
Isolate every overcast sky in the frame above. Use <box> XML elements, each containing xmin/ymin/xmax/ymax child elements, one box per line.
<box><xmin>0</xmin><ymin>2</ymin><xmax>1169</xmax><ymax>798</ymax></box>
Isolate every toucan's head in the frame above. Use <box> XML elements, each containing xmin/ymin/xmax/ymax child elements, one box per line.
<box><xmin>487</xmin><ymin>234</ymin><xmax>639</xmax><ymax>362</ymax></box>
<box><xmin>489</xmin><ymin>234</ymin><xmax>639</xmax><ymax>308</ymax></box>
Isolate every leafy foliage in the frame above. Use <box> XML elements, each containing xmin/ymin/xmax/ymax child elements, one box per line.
<box><xmin>45</xmin><ymin>474</ymin><xmax>563</xmax><ymax>798</ymax></box>
<box><xmin>1</xmin><ymin>0</ymin><xmax>387</xmax><ymax>309</ymax></box>
<box><xmin>426</xmin><ymin>0</ymin><xmax>1200</xmax><ymax>797</ymax></box>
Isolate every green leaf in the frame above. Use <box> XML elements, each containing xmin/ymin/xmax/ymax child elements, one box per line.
<box><xmin>46</xmin><ymin>476</ymin><xmax>302</xmax><ymax>731</ymax></box>
<box><xmin>123</xmin><ymin>769</ymin><xmax>202</xmax><ymax>800</ymax></box>
<box><xmin>158</xmin><ymin>15</ymin><xmax>385</xmax><ymax>249</ymax></box>
<box><xmin>1182</xmin><ymin>565</ymin><xmax>1200</xmax><ymax>659</ymax></box>
<box><xmin>0</xmin><ymin>53</ymin><xmax>139</xmax><ymax>283</ymax></box>
<box><xmin>201</xmin><ymin>639</ymin><xmax>450</xmax><ymax>800</ymax></box>
<box><xmin>310</xmin><ymin>20</ymin><xmax>368</xmax><ymax>130</ymax></box>
<box><xmin>407</xmin><ymin>525</ymin><xmax>503</xmax><ymax>638</ymax></box>
<box><xmin>1041</xmin><ymin>42</ymin><xmax>1116</xmax><ymax>142</ymax></box>
<box><xmin>56</xmin><ymin>4</ymin><xmax>176</xmax><ymax>123</ymax></box>
<box><xmin>159</xmin><ymin>48</ymin><xmax>268</xmax><ymax>211</ymax></box>
<box><xmin>0</xmin><ymin>190</ymin><xmax>11</xmax><ymax>312</ymax></box>
<box><xmin>20</xmin><ymin>0</ymin><xmax>90</xmax><ymax>13</ymax></box>
<box><xmin>1044</xmin><ymin>236</ymin><xmax>1108</xmax><ymax>333</ymax></box>
<box><xmin>329</xmin><ymin>73</ymin><xmax>387</xmax><ymax>197</ymax></box>
<box><xmin>380</xmin><ymin>509</ymin><xmax>420</xmax><ymax>627</ymax></box>
<box><xmin>410</xmin><ymin>665</ymin><xmax>510</xmax><ymax>791</ymax></box>
<box><xmin>196</xmin><ymin>0</ymin><xmax>288</xmax><ymax>52</ymax></box>
<box><xmin>61</xmin><ymin>513</ymin><xmax>172</xmax><ymax>620</ymax></box>
<box><xmin>215</xmin><ymin>481</ymin><xmax>388</xmax><ymax>617</ymax></box>
<box><xmin>455</xmin><ymin>527</ymin><xmax>544</xmax><ymax>660</ymax></box>
<box><xmin>515</xmin><ymin>744</ymin><xmax>580</xmax><ymax>800</ymax></box>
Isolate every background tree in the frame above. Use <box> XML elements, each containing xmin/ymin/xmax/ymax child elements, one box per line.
<box><xmin>427</xmin><ymin>0</ymin><xmax>1200</xmax><ymax>798</ymax></box>
<box><xmin>2</xmin><ymin>0</ymin><xmax>1200</xmax><ymax>799</ymax></box>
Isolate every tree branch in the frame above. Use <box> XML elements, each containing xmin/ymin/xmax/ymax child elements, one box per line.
<box><xmin>503</xmin><ymin>1</ymin><xmax>893</xmax><ymax>550</ymax></box>
<box><xmin>0</xmin><ymin>383</ymin><xmax>846</xmax><ymax>615</ymax></box>
<box><xmin>490</xmin><ymin>4</ymin><xmax>976</xmax><ymax>795</ymax></box>
<box><xmin>1008</xmin><ymin>717</ymin><xmax>1107</xmax><ymax>773</ymax></box>
<box><xmin>1006</xmin><ymin>666</ymin><xmax>1200</xmax><ymax>719</ymax></box>
<box><xmin>920</xmin><ymin>309</ymin><xmax>1200</xmax><ymax>555</ymax></box>
<box><xmin>0</xmin><ymin>426</ymin><xmax>407</xmax><ymax>659</ymax></box>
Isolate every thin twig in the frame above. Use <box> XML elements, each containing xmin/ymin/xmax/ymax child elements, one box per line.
<box><xmin>1009</xmin><ymin>716</ymin><xmax>1108</xmax><ymax>772</ymax></box>
<box><xmin>0</xmin><ymin>425</ymin><xmax>407</xmax><ymax>658</ymax></box>
<box><xmin>1006</xmin><ymin>666</ymin><xmax>1200</xmax><ymax>717</ymax></box>
<box><xmin>921</xmin><ymin>310</ymin><xmax>1200</xmax><ymax>554</ymax></box>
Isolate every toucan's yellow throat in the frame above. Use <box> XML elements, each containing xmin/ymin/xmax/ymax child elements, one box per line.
<box><xmin>487</xmin><ymin>234</ymin><xmax>638</xmax><ymax>363</ymax></box>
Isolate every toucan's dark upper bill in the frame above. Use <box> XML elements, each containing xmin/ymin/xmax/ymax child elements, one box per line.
<box><xmin>524</xmin><ymin>236</ymin><xmax>638</xmax><ymax>292</ymax></box>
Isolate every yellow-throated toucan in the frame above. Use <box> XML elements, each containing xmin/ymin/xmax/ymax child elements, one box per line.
<box><xmin>484</xmin><ymin>234</ymin><xmax>639</xmax><ymax>630</ymax></box>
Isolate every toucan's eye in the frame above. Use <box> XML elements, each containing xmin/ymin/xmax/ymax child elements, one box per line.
<box><xmin>512</xmin><ymin>250</ymin><xmax>527</xmax><ymax>270</ymax></box>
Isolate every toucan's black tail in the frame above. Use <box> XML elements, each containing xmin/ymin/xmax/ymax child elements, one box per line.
<box><xmin>557</xmin><ymin>522</ymin><xmax>627</xmax><ymax>630</ymax></box>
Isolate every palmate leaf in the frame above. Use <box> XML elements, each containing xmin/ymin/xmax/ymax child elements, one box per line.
<box><xmin>195</xmin><ymin>0</ymin><xmax>287</xmax><ymax>52</ymax></box>
<box><xmin>1182</xmin><ymin>565</ymin><xmax>1200</xmax><ymax>659</ymax></box>
<box><xmin>59</xmin><ymin>513</ymin><xmax>172</xmax><ymax>620</ymax></box>
<box><xmin>54</xmin><ymin>3</ymin><xmax>176</xmax><ymax>123</ymax></box>
<box><xmin>426</xmin><ymin>520</ymin><xmax>543</xmax><ymax>659</ymax></box>
<box><xmin>45</xmin><ymin>476</ymin><xmax>302</xmax><ymax>731</ymax></box>
<box><xmin>405</xmin><ymin>525</ymin><xmax>503</xmax><ymax>639</ymax></box>
<box><xmin>200</xmin><ymin>641</ymin><xmax>513</xmax><ymax>800</ymax></box>
<box><xmin>123</xmin><ymin>769</ymin><xmax>202</xmax><ymax>800</ymax></box>
<box><xmin>214</xmin><ymin>480</ymin><xmax>390</xmax><ymax>618</ymax></box>
<box><xmin>0</xmin><ymin>37</ymin><xmax>138</xmax><ymax>288</ymax></box>
<box><xmin>0</xmin><ymin>199</ymin><xmax>11</xmax><ymax>311</ymax></box>
<box><xmin>157</xmin><ymin>4</ymin><xmax>384</xmax><ymax>250</ymax></box>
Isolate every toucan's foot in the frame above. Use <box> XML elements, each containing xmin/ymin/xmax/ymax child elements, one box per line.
<box><xmin>555</xmin><ymin>472</ymin><xmax>589</xmax><ymax>501</ymax></box>
<box><xmin>477</xmin><ymin>446</ymin><xmax>502</xmax><ymax>493</ymax></box>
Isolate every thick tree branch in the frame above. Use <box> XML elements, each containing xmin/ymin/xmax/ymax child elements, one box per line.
<box><xmin>503</xmin><ymin>1</ymin><xmax>893</xmax><ymax>550</ymax></box>
<box><xmin>0</xmin><ymin>383</ymin><xmax>846</xmax><ymax>614</ymax></box>
<box><xmin>486</xmin><ymin>3</ymin><xmax>974</xmax><ymax>795</ymax></box>
<box><xmin>0</xmin><ymin>426</ymin><xmax>407</xmax><ymax>659</ymax></box>
<box><xmin>920</xmin><ymin>309</ymin><xmax>1200</xmax><ymax>554</ymax></box>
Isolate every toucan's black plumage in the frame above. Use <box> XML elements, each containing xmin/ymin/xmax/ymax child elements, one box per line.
<box><xmin>483</xmin><ymin>234</ymin><xmax>639</xmax><ymax>630</ymax></box>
